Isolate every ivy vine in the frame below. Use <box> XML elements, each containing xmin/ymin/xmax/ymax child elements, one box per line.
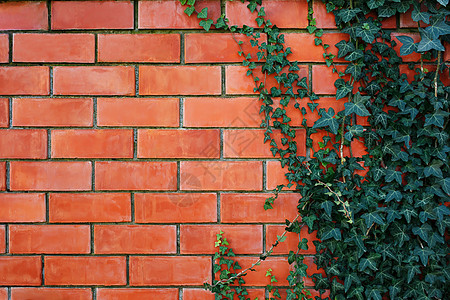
<box><xmin>179</xmin><ymin>0</ymin><xmax>450</xmax><ymax>299</ymax></box>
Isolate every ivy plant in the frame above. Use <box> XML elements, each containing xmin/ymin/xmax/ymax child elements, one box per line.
<box><xmin>179</xmin><ymin>0</ymin><xmax>450</xmax><ymax>299</ymax></box>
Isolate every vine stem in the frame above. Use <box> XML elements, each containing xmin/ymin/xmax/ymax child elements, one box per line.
<box><xmin>434</xmin><ymin>51</ymin><xmax>441</xmax><ymax>98</ymax></box>
<box><xmin>212</xmin><ymin>213</ymin><xmax>301</xmax><ymax>287</ymax></box>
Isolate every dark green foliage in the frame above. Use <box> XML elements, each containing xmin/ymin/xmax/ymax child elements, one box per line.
<box><xmin>179</xmin><ymin>0</ymin><xmax>449</xmax><ymax>299</ymax></box>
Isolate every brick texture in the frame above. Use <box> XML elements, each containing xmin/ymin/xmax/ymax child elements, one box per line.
<box><xmin>0</xmin><ymin>0</ymin><xmax>413</xmax><ymax>298</ymax></box>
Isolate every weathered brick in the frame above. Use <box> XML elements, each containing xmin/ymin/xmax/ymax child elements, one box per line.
<box><xmin>0</xmin><ymin>1</ymin><xmax>47</xmax><ymax>30</ymax></box>
<box><xmin>0</xmin><ymin>129</ymin><xmax>47</xmax><ymax>159</ymax></box>
<box><xmin>0</xmin><ymin>193</ymin><xmax>46</xmax><ymax>223</ymax></box>
<box><xmin>97</xmin><ymin>289</ymin><xmax>178</xmax><ymax>300</ymax></box>
<box><xmin>13</xmin><ymin>34</ymin><xmax>95</xmax><ymax>62</ymax></box>
<box><xmin>11</xmin><ymin>288</ymin><xmax>92</xmax><ymax>300</ymax></box>
<box><xmin>134</xmin><ymin>193</ymin><xmax>217</xmax><ymax>223</ymax></box>
<box><xmin>0</xmin><ymin>67</ymin><xmax>49</xmax><ymax>95</ymax></box>
<box><xmin>0</xmin><ymin>257</ymin><xmax>41</xmax><ymax>286</ymax></box>
<box><xmin>137</xmin><ymin>129</ymin><xmax>220</xmax><ymax>158</ymax></box>
<box><xmin>49</xmin><ymin>193</ymin><xmax>131</xmax><ymax>223</ymax></box>
<box><xmin>98</xmin><ymin>34</ymin><xmax>180</xmax><ymax>62</ymax></box>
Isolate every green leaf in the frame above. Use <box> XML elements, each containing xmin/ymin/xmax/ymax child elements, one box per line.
<box><xmin>345</xmin><ymin>49</ymin><xmax>364</xmax><ymax>61</ymax></box>
<box><xmin>424</xmin><ymin>109</ymin><xmax>449</xmax><ymax>128</ymax></box>
<box><xmin>184</xmin><ymin>6</ymin><xmax>195</xmax><ymax>16</ymax></box>
<box><xmin>321</xmin><ymin>227</ymin><xmax>341</xmax><ymax>241</ymax></box>
<box><xmin>437</xmin><ymin>0</ymin><xmax>449</xmax><ymax>5</ymax></box>
<box><xmin>417</xmin><ymin>29</ymin><xmax>445</xmax><ymax>52</ymax></box>
<box><xmin>367</xmin><ymin>0</ymin><xmax>385</xmax><ymax>9</ymax></box>
<box><xmin>411</xmin><ymin>9</ymin><xmax>431</xmax><ymax>24</ymax></box>
<box><xmin>344</xmin><ymin>273</ymin><xmax>361</xmax><ymax>292</ymax></box>
<box><xmin>361</xmin><ymin>212</ymin><xmax>385</xmax><ymax>229</ymax></box>
<box><xmin>199</xmin><ymin>19</ymin><xmax>214</xmax><ymax>31</ymax></box>
<box><xmin>434</xmin><ymin>204</ymin><xmax>450</xmax><ymax>221</ymax></box>
<box><xmin>338</xmin><ymin>8</ymin><xmax>361</xmax><ymax>23</ymax></box>
<box><xmin>321</xmin><ymin>201</ymin><xmax>334</xmax><ymax>217</ymax></box>
<box><xmin>197</xmin><ymin>7</ymin><xmax>207</xmax><ymax>19</ymax></box>
<box><xmin>336</xmin><ymin>40</ymin><xmax>355</xmax><ymax>58</ymax></box>
<box><xmin>365</xmin><ymin>287</ymin><xmax>382</xmax><ymax>300</ymax></box>
<box><xmin>424</xmin><ymin>19</ymin><xmax>450</xmax><ymax>40</ymax></box>
<box><xmin>358</xmin><ymin>254</ymin><xmax>380</xmax><ymax>272</ymax></box>
<box><xmin>378</xmin><ymin>5</ymin><xmax>396</xmax><ymax>18</ymax></box>
<box><xmin>407</xmin><ymin>264</ymin><xmax>421</xmax><ymax>283</ymax></box>
<box><xmin>412</xmin><ymin>225</ymin><xmax>430</xmax><ymax>243</ymax></box>
<box><xmin>389</xmin><ymin>280</ymin><xmax>402</xmax><ymax>299</ymax></box>
<box><xmin>396</xmin><ymin>35</ymin><xmax>417</xmax><ymax>56</ymax></box>
<box><xmin>423</xmin><ymin>160</ymin><xmax>443</xmax><ymax>178</ymax></box>
<box><xmin>385</xmin><ymin>169</ymin><xmax>402</xmax><ymax>185</ymax></box>
<box><xmin>344</xmin><ymin>101</ymin><xmax>370</xmax><ymax>117</ymax></box>
<box><xmin>335</xmin><ymin>80</ymin><xmax>353</xmax><ymax>100</ymax></box>
<box><xmin>313</xmin><ymin>107</ymin><xmax>339</xmax><ymax>134</ymax></box>
<box><xmin>385</xmin><ymin>190</ymin><xmax>402</xmax><ymax>202</ymax></box>
<box><xmin>414</xmin><ymin>247</ymin><xmax>434</xmax><ymax>266</ymax></box>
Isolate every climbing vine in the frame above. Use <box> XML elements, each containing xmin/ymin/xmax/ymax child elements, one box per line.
<box><xmin>180</xmin><ymin>0</ymin><xmax>450</xmax><ymax>299</ymax></box>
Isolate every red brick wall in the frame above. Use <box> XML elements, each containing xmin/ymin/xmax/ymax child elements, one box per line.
<box><xmin>0</xmin><ymin>1</ymin><xmax>424</xmax><ymax>299</ymax></box>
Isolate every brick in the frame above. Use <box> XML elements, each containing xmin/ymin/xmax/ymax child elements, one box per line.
<box><xmin>226</xmin><ymin>0</ymin><xmax>308</xmax><ymax>28</ymax></box>
<box><xmin>0</xmin><ymin>193</ymin><xmax>45</xmax><ymax>222</ymax></box>
<box><xmin>0</xmin><ymin>67</ymin><xmax>49</xmax><ymax>95</ymax></box>
<box><xmin>9</xmin><ymin>225</ymin><xmax>90</xmax><ymax>254</ymax></box>
<box><xmin>49</xmin><ymin>193</ymin><xmax>131</xmax><ymax>223</ymax></box>
<box><xmin>0</xmin><ymin>98</ymin><xmax>8</xmax><ymax>127</ymax></box>
<box><xmin>185</xmin><ymin>33</ymin><xmax>261</xmax><ymax>63</ymax></box>
<box><xmin>129</xmin><ymin>256</ymin><xmax>210</xmax><ymax>286</ymax></box>
<box><xmin>94</xmin><ymin>225</ymin><xmax>176</xmax><ymax>254</ymax></box>
<box><xmin>184</xmin><ymin>97</ymin><xmax>261</xmax><ymax>128</ymax></box>
<box><xmin>95</xmin><ymin>161</ymin><xmax>177</xmax><ymax>191</ymax></box>
<box><xmin>266</xmin><ymin>225</ymin><xmax>317</xmax><ymax>254</ymax></box>
<box><xmin>400</xmin><ymin>7</ymin><xmax>422</xmax><ymax>28</ymax></box>
<box><xmin>180</xmin><ymin>225</ymin><xmax>262</xmax><ymax>254</ymax></box>
<box><xmin>54</xmin><ymin>66</ymin><xmax>135</xmax><ymax>96</ymax></box>
<box><xmin>183</xmin><ymin>289</ymin><xmax>214</xmax><ymax>300</ymax></box>
<box><xmin>285</xmin><ymin>33</ymin><xmax>347</xmax><ymax>62</ymax></box>
<box><xmin>0</xmin><ymin>256</ymin><xmax>41</xmax><ymax>286</ymax></box>
<box><xmin>183</xmin><ymin>288</ymin><xmax>265</xmax><ymax>300</ymax></box>
<box><xmin>180</xmin><ymin>161</ymin><xmax>263</xmax><ymax>191</ymax></box>
<box><xmin>45</xmin><ymin>256</ymin><xmax>126</xmax><ymax>286</ymax></box>
<box><xmin>52</xmin><ymin>1</ymin><xmax>133</xmax><ymax>30</ymax></box>
<box><xmin>217</xmin><ymin>257</ymin><xmax>291</xmax><ymax>286</ymax></box>
<box><xmin>312</xmin><ymin>65</ymin><xmax>357</xmax><ymax>94</ymax></box>
<box><xmin>266</xmin><ymin>160</ymin><xmax>296</xmax><ymax>190</ymax></box>
<box><xmin>12</xmin><ymin>98</ymin><xmax>93</xmax><ymax>127</ymax></box>
<box><xmin>0</xmin><ymin>1</ymin><xmax>47</xmax><ymax>30</ymax></box>
<box><xmin>13</xmin><ymin>34</ymin><xmax>95</xmax><ymax>63</ymax></box>
<box><xmin>392</xmin><ymin>33</ymin><xmax>421</xmax><ymax>62</ymax></box>
<box><xmin>134</xmin><ymin>193</ymin><xmax>217</xmax><ymax>223</ymax></box>
<box><xmin>10</xmin><ymin>161</ymin><xmax>92</xmax><ymax>191</ymax></box>
<box><xmin>98</xmin><ymin>34</ymin><xmax>180</xmax><ymax>62</ymax></box>
<box><xmin>138</xmin><ymin>0</ymin><xmax>220</xmax><ymax>29</ymax></box>
<box><xmin>0</xmin><ymin>129</ymin><xmax>47</xmax><ymax>159</ymax></box>
<box><xmin>0</xmin><ymin>162</ymin><xmax>5</xmax><ymax>190</ymax></box>
<box><xmin>221</xmin><ymin>193</ymin><xmax>299</xmax><ymax>223</ymax></box>
<box><xmin>0</xmin><ymin>289</ymin><xmax>5</xmax><ymax>300</ymax></box>
<box><xmin>11</xmin><ymin>288</ymin><xmax>92</xmax><ymax>300</ymax></box>
<box><xmin>97</xmin><ymin>289</ymin><xmax>178</xmax><ymax>300</ymax></box>
<box><xmin>0</xmin><ymin>226</ymin><xmax>4</xmax><ymax>253</ymax></box>
<box><xmin>223</xmin><ymin>129</ymin><xmax>306</xmax><ymax>158</ymax></box>
<box><xmin>52</xmin><ymin>129</ymin><xmax>133</xmax><ymax>158</ymax></box>
<box><xmin>0</xmin><ymin>35</ymin><xmax>8</xmax><ymax>63</ymax></box>
<box><xmin>97</xmin><ymin>98</ymin><xmax>179</xmax><ymax>127</ymax></box>
<box><xmin>225</xmin><ymin>65</ymin><xmax>308</xmax><ymax>94</ymax></box>
<box><xmin>313</xmin><ymin>1</ymin><xmax>337</xmax><ymax>29</ymax></box>
<box><xmin>137</xmin><ymin>129</ymin><xmax>220</xmax><ymax>158</ymax></box>
<box><xmin>139</xmin><ymin>66</ymin><xmax>221</xmax><ymax>95</ymax></box>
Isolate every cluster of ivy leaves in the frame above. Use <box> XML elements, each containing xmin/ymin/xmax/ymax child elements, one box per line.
<box><xmin>179</xmin><ymin>0</ymin><xmax>450</xmax><ymax>299</ymax></box>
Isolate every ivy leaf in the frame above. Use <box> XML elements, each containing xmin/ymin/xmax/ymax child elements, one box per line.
<box><xmin>417</xmin><ymin>29</ymin><xmax>445</xmax><ymax>52</ymax></box>
<box><xmin>372</xmin><ymin>168</ymin><xmax>385</xmax><ymax>181</ymax></box>
<box><xmin>378</xmin><ymin>5</ymin><xmax>396</xmax><ymax>18</ymax></box>
<box><xmin>424</xmin><ymin>109</ymin><xmax>449</xmax><ymax>128</ymax></box>
<box><xmin>321</xmin><ymin>201</ymin><xmax>334</xmax><ymax>217</ymax></box>
<box><xmin>344</xmin><ymin>100</ymin><xmax>370</xmax><ymax>117</ymax></box>
<box><xmin>335</xmin><ymin>79</ymin><xmax>353</xmax><ymax>100</ymax></box>
<box><xmin>345</xmin><ymin>49</ymin><xmax>364</xmax><ymax>61</ymax></box>
<box><xmin>412</xmin><ymin>225</ymin><xmax>430</xmax><ymax>243</ymax></box>
<box><xmin>199</xmin><ymin>19</ymin><xmax>214</xmax><ymax>31</ymax></box>
<box><xmin>302</xmin><ymin>215</ymin><xmax>317</xmax><ymax>229</ymax></box>
<box><xmin>411</xmin><ymin>9</ymin><xmax>431</xmax><ymax>24</ymax></box>
<box><xmin>338</xmin><ymin>8</ymin><xmax>362</xmax><ymax>23</ymax></box>
<box><xmin>348</xmin><ymin>286</ymin><xmax>364</xmax><ymax>300</ymax></box>
<box><xmin>423</xmin><ymin>160</ymin><xmax>443</xmax><ymax>178</ymax></box>
<box><xmin>385</xmin><ymin>169</ymin><xmax>402</xmax><ymax>185</ymax></box>
<box><xmin>197</xmin><ymin>7</ymin><xmax>207</xmax><ymax>19</ymax></box>
<box><xmin>392</xmin><ymin>223</ymin><xmax>410</xmax><ymax>246</ymax></box>
<box><xmin>361</xmin><ymin>212</ymin><xmax>385</xmax><ymax>229</ymax></box>
<box><xmin>345</xmin><ymin>125</ymin><xmax>364</xmax><ymax>141</ymax></box>
<box><xmin>358</xmin><ymin>254</ymin><xmax>380</xmax><ymax>272</ymax></box>
<box><xmin>344</xmin><ymin>273</ymin><xmax>361</xmax><ymax>292</ymax></box>
<box><xmin>407</xmin><ymin>264</ymin><xmax>421</xmax><ymax>283</ymax></box>
<box><xmin>313</xmin><ymin>107</ymin><xmax>339</xmax><ymax>134</ymax></box>
<box><xmin>385</xmin><ymin>190</ymin><xmax>402</xmax><ymax>202</ymax></box>
<box><xmin>365</xmin><ymin>287</ymin><xmax>382</xmax><ymax>300</ymax></box>
<box><xmin>424</xmin><ymin>19</ymin><xmax>450</xmax><ymax>40</ymax></box>
<box><xmin>434</xmin><ymin>204</ymin><xmax>450</xmax><ymax>221</ymax></box>
<box><xmin>396</xmin><ymin>35</ymin><xmax>417</xmax><ymax>56</ymax></box>
<box><xmin>336</xmin><ymin>40</ymin><xmax>355</xmax><ymax>58</ymax></box>
<box><xmin>368</xmin><ymin>0</ymin><xmax>385</xmax><ymax>9</ymax></box>
<box><xmin>389</xmin><ymin>280</ymin><xmax>402</xmax><ymax>299</ymax></box>
<box><xmin>437</xmin><ymin>0</ymin><xmax>449</xmax><ymax>5</ymax></box>
<box><xmin>184</xmin><ymin>6</ymin><xmax>195</xmax><ymax>16</ymax></box>
<box><xmin>414</xmin><ymin>247</ymin><xmax>434</xmax><ymax>266</ymax></box>
<box><xmin>321</xmin><ymin>227</ymin><xmax>342</xmax><ymax>241</ymax></box>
